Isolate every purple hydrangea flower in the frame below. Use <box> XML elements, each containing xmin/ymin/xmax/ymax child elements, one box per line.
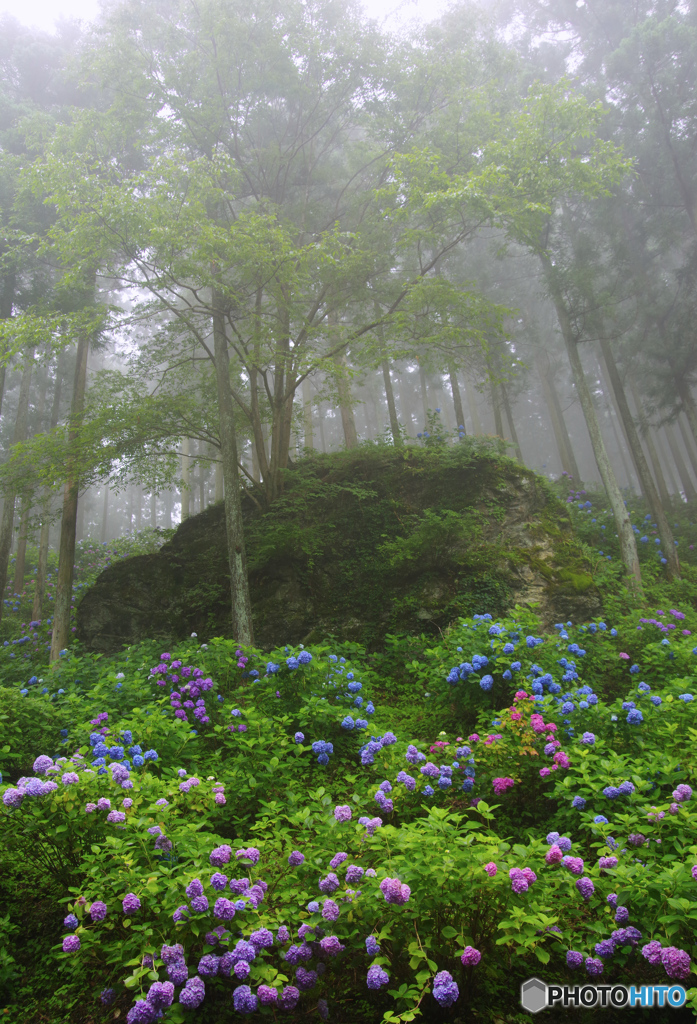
<box><xmin>122</xmin><ymin>893</ymin><xmax>141</xmax><ymax>914</ymax></box>
<box><xmin>334</xmin><ymin>805</ymin><xmax>352</xmax><ymax>822</ymax></box>
<box><xmin>320</xmin><ymin>935</ymin><xmax>344</xmax><ymax>957</ymax></box>
<box><xmin>209</xmin><ymin>844</ymin><xmax>232</xmax><ymax>867</ymax></box>
<box><xmin>258</xmin><ymin>985</ymin><xmax>278</xmax><ymax>1006</ymax></box>
<box><xmin>566</xmin><ymin>950</ymin><xmax>583</xmax><ymax>969</ymax></box>
<box><xmin>64</xmin><ymin>913</ymin><xmax>78</xmax><ymax>929</ymax></box>
<box><xmin>250</xmin><ymin>928</ymin><xmax>274</xmax><ymax>950</ymax></box>
<box><xmin>346</xmin><ymin>864</ymin><xmax>364</xmax><ymax>884</ymax></box>
<box><xmin>277</xmin><ymin>926</ymin><xmax>290</xmax><ymax>943</ymax></box>
<box><xmin>379</xmin><ymin>877</ymin><xmax>410</xmax><ymax>905</ymax></box>
<box><xmin>295</xmin><ymin>966</ymin><xmax>318</xmax><ymax>991</ymax></box>
<box><xmin>179</xmin><ymin>977</ymin><xmax>205</xmax><ymax>1009</ymax></box>
<box><xmin>280</xmin><ymin>986</ymin><xmax>300</xmax><ymax>1011</ymax></box>
<box><xmin>319</xmin><ymin>873</ymin><xmax>340</xmax><ymax>894</ymax></box>
<box><xmin>661</xmin><ymin>947</ymin><xmax>691</xmax><ymax>980</ymax></box>
<box><xmin>585</xmin><ymin>957</ymin><xmax>604</xmax><ymax>977</ymax></box>
<box><xmin>322</xmin><ymin>899</ymin><xmax>340</xmax><ymax>922</ymax></box>
<box><xmin>365</xmin><ymin>935</ymin><xmax>380</xmax><ymax>956</ymax></box>
<box><xmin>126</xmin><ymin>1000</ymin><xmax>158</xmax><ymax>1024</ymax></box>
<box><xmin>329</xmin><ymin>852</ymin><xmax>348</xmax><ymax>870</ymax></box>
<box><xmin>641</xmin><ymin>940</ymin><xmax>663</xmax><ymax>966</ymax></box>
<box><xmin>161</xmin><ymin>943</ymin><xmax>184</xmax><ymax>965</ymax></box>
<box><xmin>433</xmin><ymin>970</ymin><xmax>459</xmax><ymax>1007</ymax></box>
<box><xmin>288</xmin><ymin>850</ymin><xmax>305</xmax><ymax>866</ymax></box>
<box><xmin>233</xmin><ymin>985</ymin><xmax>258</xmax><ymax>1014</ymax></box>
<box><xmin>198</xmin><ymin>955</ymin><xmax>220</xmax><ymax>977</ymax></box>
<box><xmin>461</xmin><ymin>946</ymin><xmax>481</xmax><ymax>966</ymax></box>
<box><xmin>146</xmin><ymin>981</ymin><xmax>175</xmax><ymax>1010</ymax></box>
<box><xmin>190</xmin><ymin>895</ymin><xmax>209</xmax><ymax>913</ymax></box>
<box><xmin>367</xmin><ymin>965</ymin><xmax>389</xmax><ymax>989</ymax></box>
<box><xmin>62</xmin><ymin>935</ymin><xmax>80</xmax><ymax>952</ymax></box>
<box><xmin>595</xmin><ymin>940</ymin><xmax>615</xmax><ymax>959</ymax></box>
<box><xmin>90</xmin><ymin>901</ymin><xmax>107</xmax><ymax>922</ymax></box>
<box><xmin>576</xmin><ymin>877</ymin><xmax>594</xmax><ymax>900</ymax></box>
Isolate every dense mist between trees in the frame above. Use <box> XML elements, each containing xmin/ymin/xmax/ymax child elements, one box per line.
<box><xmin>0</xmin><ymin>0</ymin><xmax>696</xmax><ymax>653</ymax></box>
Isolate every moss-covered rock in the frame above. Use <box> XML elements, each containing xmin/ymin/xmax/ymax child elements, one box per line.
<box><xmin>76</xmin><ymin>442</ymin><xmax>601</xmax><ymax>652</ymax></box>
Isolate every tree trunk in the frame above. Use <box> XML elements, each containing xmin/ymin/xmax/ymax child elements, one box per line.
<box><xmin>101</xmin><ymin>485</ymin><xmax>109</xmax><ymax>542</ymax></box>
<box><xmin>534</xmin><ymin>350</ymin><xmax>578</xmax><ymax>480</ymax></box>
<box><xmin>501</xmin><ymin>384</ymin><xmax>524</xmax><ymax>463</ymax></box>
<box><xmin>491</xmin><ymin>381</ymin><xmax>504</xmax><ymax>439</ymax></box>
<box><xmin>150</xmin><ymin>488</ymin><xmax>157</xmax><ymax>527</ymax></box>
<box><xmin>13</xmin><ymin>495</ymin><xmax>31</xmax><ymax>595</ymax></box>
<box><xmin>595</xmin><ymin>347</ymin><xmax>641</xmax><ymax>496</ymax></box>
<box><xmin>599</xmin><ymin>339</ymin><xmax>679</xmax><ymax>578</ymax></box>
<box><xmin>333</xmin><ymin>353</ymin><xmax>357</xmax><ymax>449</ymax></box>
<box><xmin>628</xmin><ymin>377</ymin><xmax>671</xmax><ymax>508</ymax></box>
<box><xmin>381</xmin><ymin>360</ymin><xmax>402</xmax><ymax>446</ymax></box>
<box><xmin>665</xmin><ymin>424</ymin><xmax>697</xmax><ymax>501</ymax></box>
<box><xmin>180</xmin><ymin>438</ymin><xmax>191</xmax><ymax>520</ymax></box>
<box><xmin>655</xmin><ymin>429</ymin><xmax>680</xmax><ymax>495</ymax></box>
<box><xmin>302</xmin><ymin>377</ymin><xmax>314</xmax><ymax>451</ymax></box>
<box><xmin>213</xmin><ymin>286</ymin><xmax>254</xmax><ymax>645</ymax></box>
<box><xmin>418</xmin><ymin>361</ymin><xmax>429</xmax><ymax>428</ymax></box>
<box><xmin>541</xmin><ymin>260</ymin><xmax>641</xmax><ymax>590</ymax></box>
<box><xmin>50</xmin><ymin>332</ymin><xmax>89</xmax><ymax>661</ymax></box>
<box><xmin>464</xmin><ymin>376</ymin><xmax>482</xmax><ymax>435</ymax></box>
<box><xmin>678</xmin><ymin>414</ymin><xmax>697</xmax><ymax>479</ymax></box>
<box><xmin>0</xmin><ymin>345</ymin><xmax>34</xmax><ymax>618</ymax></box>
<box><xmin>33</xmin><ymin>354</ymin><xmax>68</xmax><ymax>621</ymax></box>
<box><xmin>0</xmin><ymin>269</ymin><xmax>15</xmax><ymax>419</ymax></box>
<box><xmin>448</xmin><ymin>363</ymin><xmax>466</xmax><ymax>438</ymax></box>
<box><xmin>677</xmin><ymin>381</ymin><xmax>697</xmax><ymax>449</ymax></box>
<box><xmin>317</xmin><ymin>402</ymin><xmax>327</xmax><ymax>452</ymax></box>
<box><xmin>32</xmin><ymin>515</ymin><xmax>50</xmax><ymax>622</ymax></box>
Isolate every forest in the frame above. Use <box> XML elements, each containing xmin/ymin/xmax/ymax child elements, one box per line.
<box><xmin>1</xmin><ymin>0</ymin><xmax>697</xmax><ymax>1021</ymax></box>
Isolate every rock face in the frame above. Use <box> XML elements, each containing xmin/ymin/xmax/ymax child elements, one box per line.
<box><xmin>76</xmin><ymin>444</ymin><xmax>600</xmax><ymax>653</ymax></box>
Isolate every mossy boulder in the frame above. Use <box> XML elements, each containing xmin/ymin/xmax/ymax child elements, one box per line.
<box><xmin>76</xmin><ymin>442</ymin><xmax>602</xmax><ymax>652</ymax></box>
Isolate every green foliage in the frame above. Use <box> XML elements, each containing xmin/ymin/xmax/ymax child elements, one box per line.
<box><xmin>2</xmin><ymin>594</ymin><xmax>697</xmax><ymax>1022</ymax></box>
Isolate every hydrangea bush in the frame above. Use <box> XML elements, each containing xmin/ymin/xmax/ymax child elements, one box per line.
<box><xmin>2</xmin><ymin>609</ymin><xmax>697</xmax><ymax>1020</ymax></box>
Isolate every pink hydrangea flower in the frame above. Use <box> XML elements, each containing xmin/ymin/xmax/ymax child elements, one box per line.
<box><xmin>484</xmin><ymin>862</ymin><xmax>497</xmax><ymax>877</ymax></box>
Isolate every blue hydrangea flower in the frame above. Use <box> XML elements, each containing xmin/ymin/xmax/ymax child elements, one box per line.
<box><xmin>571</xmin><ymin>796</ymin><xmax>586</xmax><ymax>809</ymax></box>
<box><xmin>480</xmin><ymin>675</ymin><xmax>493</xmax><ymax>692</ymax></box>
<box><xmin>594</xmin><ymin>815</ymin><xmax>608</xmax><ymax>824</ymax></box>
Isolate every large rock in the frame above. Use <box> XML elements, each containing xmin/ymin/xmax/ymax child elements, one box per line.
<box><xmin>76</xmin><ymin>445</ymin><xmax>600</xmax><ymax>652</ymax></box>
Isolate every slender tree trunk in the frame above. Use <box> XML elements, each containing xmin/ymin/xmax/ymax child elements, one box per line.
<box><xmin>600</xmin><ymin>339</ymin><xmax>679</xmax><ymax>577</ymax></box>
<box><xmin>150</xmin><ymin>488</ymin><xmax>157</xmax><ymax>527</ymax></box>
<box><xmin>501</xmin><ymin>384</ymin><xmax>524</xmax><ymax>463</ymax></box>
<box><xmin>76</xmin><ymin>491</ymin><xmax>86</xmax><ymax>541</ymax></box>
<box><xmin>215</xmin><ymin>461</ymin><xmax>224</xmax><ymax>500</ymax></box>
<box><xmin>33</xmin><ymin>354</ymin><xmax>66</xmax><ymax>619</ymax></box>
<box><xmin>596</xmin><ymin>348</ymin><xmax>641</xmax><ymax>496</ymax></box>
<box><xmin>180</xmin><ymin>439</ymin><xmax>191</xmax><ymax>520</ymax></box>
<box><xmin>448</xmin><ymin>363</ymin><xmax>466</xmax><ymax>438</ymax></box>
<box><xmin>32</xmin><ymin>515</ymin><xmax>50</xmax><ymax>622</ymax></box>
<box><xmin>677</xmin><ymin>381</ymin><xmax>697</xmax><ymax>449</ymax></box>
<box><xmin>0</xmin><ymin>269</ymin><xmax>15</xmax><ymax>420</ymax></box>
<box><xmin>0</xmin><ymin>346</ymin><xmax>34</xmax><ymax>618</ymax></box>
<box><xmin>381</xmin><ymin>361</ymin><xmax>401</xmax><ymax>446</ymax></box>
<box><xmin>665</xmin><ymin>424</ymin><xmax>697</xmax><ymax>501</ymax></box>
<box><xmin>13</xmin><ymin>495</ymin><xmax>31</xmax><ymax>595</ymax></box>
<box><xmin>302</xmin><ymin>377</ymin><xmax>314</xmax><ymax>451</ymax></box>
<box><xmin>491</xmin><ymin>382</ymin><xmax>504</xmax><ymax>438</ymax></box>
<box><xmin>418</xmin><ymin>362</ymin><xmax>429</xmax><ymax>427</ymax></box>
<box><xmin>541</xmin><ymin>260</ymin><xmax>641</xmax><ymax>590</ymax></box>
<box><xmin>101</xmin><ymin>486</ymin><xmax>109</xmax><ymax>542</ymax></box>
<box><xmin>535</xmin><ymin>351</ymin><xmax>577</xmax><ymax>479</ymax></box>
<box><xmin>464</xmin><ymin>376</ymin><xmax>482</xmax><ymax>435</ymax></box>
<box><xmin>655</xmin><ymin>429</ymin><xmax>680</xmax><ymax>495</ymax></box>
<box><xmin>628</xmin><ymin>377</ymin><xmax>671</xmax><ymax>508</ymax></box>
<box><xmin>546</xmin><ymin>366</ymin><xmax>581</xmax><ymax>482</ymax></box>
<box><xmin>333</xmin><ymin>353</ymin><xmax>357</xmax><ymax>449</ymax></box>
<box><xmin>678</xmin><ymin>414</ymin><xmax>697</xmax><ymax>479</ymax></box>
<box><xmin>317</xmin><ymin>402</ymin><xmax>327</xmax><ymax>452</ymax></box>
<box><xmin>212</xmin><ymin>286</ymin><xmax>254</xmax><ymax>645</ymax></box>
<box><xmin>50</xmin><ymin>332</ymin><xmax>89</xmax><ymax>661</ymax></box>
<box><xmin>164</xmin><ymin>489</ymin><xmax>173</xmax><ymax>528</ymax></box>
